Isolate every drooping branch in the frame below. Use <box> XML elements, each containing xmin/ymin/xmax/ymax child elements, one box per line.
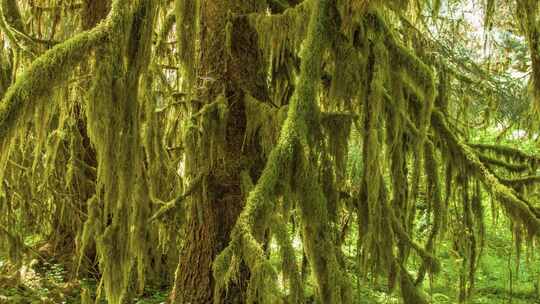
<box><xmin>476</xmin><ymin>154</ymin><xmax>530</xmax><ymax>173</ymax></box>
<box><xmin>431</xmin><ymin>110</ymin><xmax>540</xmax><ymax>236</ymax></box>
<box><xmin>0</xmin><ymin>13</ymin><xmax>113</xmax><ymax>143</ymax></box>
<box><xmin>500</xmin><ymin>176</ymin><xmax>540</xmax><ymax>189</ymax></box>
<box><xmin>469</xmin><ymin>143</ymin><xmax>540</xmax><ymax>165</ymax></box>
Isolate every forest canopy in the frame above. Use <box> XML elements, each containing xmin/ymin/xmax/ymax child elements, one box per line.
<box><xmin>0</xmin><ymin>0</ymin><xmax>540</xmax><ymax>303</ymax></box>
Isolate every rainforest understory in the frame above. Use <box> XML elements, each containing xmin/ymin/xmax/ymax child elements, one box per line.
<box><xmin>1</xmin><ymin>0</ymin><xmax>540</xmax><ymax>303</ymax></box>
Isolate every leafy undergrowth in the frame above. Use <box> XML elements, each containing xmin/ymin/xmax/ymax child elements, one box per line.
<box><xmin>0</xmin><ymin>260</ymin><xmax>168</xmax><ymax>304</ymax></box>
<box><xmin>339</xmin><ymin>219</ymin><xmax>540</xmax><ymax>304</ymax></box>
<box><xmin>1</xmin><ymin>224</ymin><xmax>538</xmax><ymax>304</ymax></box>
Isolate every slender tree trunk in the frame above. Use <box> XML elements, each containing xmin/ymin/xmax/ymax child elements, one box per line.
<box><xmin>170</xmin><ymin>0</ymin><xmax>267</xmax><ymax>303</ymax></box>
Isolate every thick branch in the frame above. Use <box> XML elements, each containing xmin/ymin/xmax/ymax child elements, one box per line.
<box><xmin>0</xmin><ymin>17</ymin><xmax>111</xmax><ymax>142</ymax></box>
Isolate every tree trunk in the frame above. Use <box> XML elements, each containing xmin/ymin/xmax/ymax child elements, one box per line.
<box><xmin>169</xmin><ymin>0</ymin><xmax>267</xmax><ymax>303</ymax></box>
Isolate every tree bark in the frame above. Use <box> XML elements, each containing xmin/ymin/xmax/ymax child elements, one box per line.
<box><xmin>169</xmin><ymin>0</ymin><xmax>267</xmax><ymax>303</ymax></box>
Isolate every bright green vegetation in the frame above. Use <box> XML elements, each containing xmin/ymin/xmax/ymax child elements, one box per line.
<box><xmin>1</xmin><ymin>0</ymin><xmax>540</xmax><ymax>303</ymax></box>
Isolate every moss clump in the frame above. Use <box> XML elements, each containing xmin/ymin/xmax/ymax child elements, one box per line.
<box><xmin>243</xmin><ymin>92</ymin><xmax>284</xmax><ymax>156</ymax></box>
<box><xmin>247</xmin><ymin>0</ymin><xmax>312</xmax><ymax>75</ymax></box>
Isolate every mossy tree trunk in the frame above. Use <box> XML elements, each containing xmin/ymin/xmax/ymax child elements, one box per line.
<box><xmin>169</xmin><ymin>0</ymin><xmax>268</xmax><ymax>303</ymax></box>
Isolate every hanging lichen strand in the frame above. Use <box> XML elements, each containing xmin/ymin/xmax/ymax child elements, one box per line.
<box><xmin>82</xmin><ymin>1</ymin><xmax>156</xmax><ymax>303</ymax></box>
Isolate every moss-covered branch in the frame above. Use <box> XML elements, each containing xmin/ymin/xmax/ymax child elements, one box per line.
<box><xmin>499</xmin><ymin>175</ymin><xmax>540</xmax><ymax>188</ymax></box>
<box><xmin>0</xmin><ymin>17</ymin><xmax>111</xmax><ymax>142</ymax></box>
<box><xmin>431</xmin><ymin>110</ymin><xmax>540</xmax><ymax>235</ymax></box>
<box><xmin>469</xmin><ymin>143</ymin><xmax>540</xmax><ymax>164</ymax></box>
<box><xmin>148</xmin><ymin>173</ymin><xmax>203</xmax><ymax>222</ymax></box>
<box><xmin>477</xmin><ymin>153</ymin><xmax>530</xmax><ymax>173</ymax></box>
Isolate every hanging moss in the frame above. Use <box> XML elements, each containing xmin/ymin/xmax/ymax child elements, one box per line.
<box><xmin>4</xmin><ymin>2</ymin><xmax>540</xmax><ymax>304</ymax></box>
<box><xmin>416</xmin><ymin>139</ymin><xmax>443</xmax><ymax>284</ymax></box>
<box><xmin>243</xmin><ymin>92</ymin><xmax>285</xmax><ymax>156</ymax></box>
<box><xmin>214</xmin><ymin>0</ymin><xmax>354</xmax><ymax>302</ymax></box>
<box><xmin>296</xmin><ymin>153</ymin><xmax>353</xmax><ymax>303</ymax></box>
<box><xmin>0</xmin><ymin>7</ymin><xmax>115</xmax><ymax>261</ymax></box>
<box><xmin>472</xmin><ymin>180</ymin><xmax>485</xmax><ymax>255</ymax></box>
<box><xmin>271</xmin><ymin>214</ymin><xmax>304</xmax><ymax>304</ymax></box>
<box><xmin>321</xmin><ymin>112</ymin><xmax>353</xmax><ymax>181</ymax></box>
<box><xmin>516</xmin><ymin>0</ymin><xmax>540</xmax><ymax>114</ymax></box>
<box><xmin>0</xmin><ymin>18</ymin><xmax>109</xmax><ymax>144</ymax></box>
<box><xmin>431</xmin><ymin>109</ymin><xmax>540</xmax><ymax>236</ymax></box>
<box><xmin>367</xmin><ymin>39</ymin><xmax>385</xmax><ymax>193</ymax></box>
<box><xmin>196</xmin><ymin>93</ymin><xmax>229</xmax><ymax>168</ymax></box>
<box><xmin>247</xmin><ymin>0</ymin><xmax>312</xmax><ymax>73</ymax></box>
<box><xmin>328</xmin><ymin>37</ymin><xmax>364</xmax><ymax>104</ymax></box>
<box><xmin>77</xmin><ymin>195</ymin><xmax>102</xmax><ymax>272</ymax></box>
<box><xmin>82</xmin><ymin>1</ymin><xmax>158</xmax><ymax>302</ymax></box>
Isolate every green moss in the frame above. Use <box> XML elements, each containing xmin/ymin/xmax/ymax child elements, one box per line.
<box><xmin>516</xmin><ymin>0</ymin><xmax>540</xmax><ymax>114</ymax></box>
<box><xmin>214</xmin><ymin>0</ymin><xmax>354</xmax><ymax>302</ymax></box>
<box><xmin>0</xmin><ymin>18</ymin><xmax>109</xmax><ymax>143</ymax></box>
<box><xmin>247</xmin><ymin>0</ymin><xmax>312</xmax><ymax>72</ymax></box>
<box><xmin>470</xmin><ymin>143</ymin><xmax>540</xmax><ymax>165</ymax></box>
<box><xmin>477</xmin><ymin>153</ymin><xmax>530</xmax><ymax>173</ymax></box>
<box><xmin>431</xmin><ymin>110</ymin><xmax>540</xmax><ymax>236</ymax></box>
<box><xmin>81</xmin><ymin>1</ymin><xmax>158</xmax><ymax>303</ymax></box>
<box><xmin>77</xmin><ymin>196</ymin><xmax>102</xmax><ymax>273</ymax></box>
<box><xmin>321</xmin><ymin>112</ymin><xmax>353</xmax><ymax>182</ymax></box>
<box><xmin>272</xmin><ymin>214</ymin><xmax>303</xmax><ymax>303</ymax></box>
<box><xmin>243</xmin><ymin>92</ymin><xmax>284</xmax><ymax>156</ymax></box>
<box><xmin>416</xmin><ymin>140</ymin><xmax>443</xmax><ymax>284</ymax></box>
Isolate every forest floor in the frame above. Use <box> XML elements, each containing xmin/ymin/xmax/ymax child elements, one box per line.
<box><xmin>1</xmin><ymin>227</ymin><xmax>538</xmax><ymax>304</ymax></box>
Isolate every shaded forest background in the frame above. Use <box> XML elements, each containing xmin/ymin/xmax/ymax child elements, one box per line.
<box><xmin>0</xmin><ymin>0</ymin><xmax>540</xmax><ymax>303</ymax></box>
